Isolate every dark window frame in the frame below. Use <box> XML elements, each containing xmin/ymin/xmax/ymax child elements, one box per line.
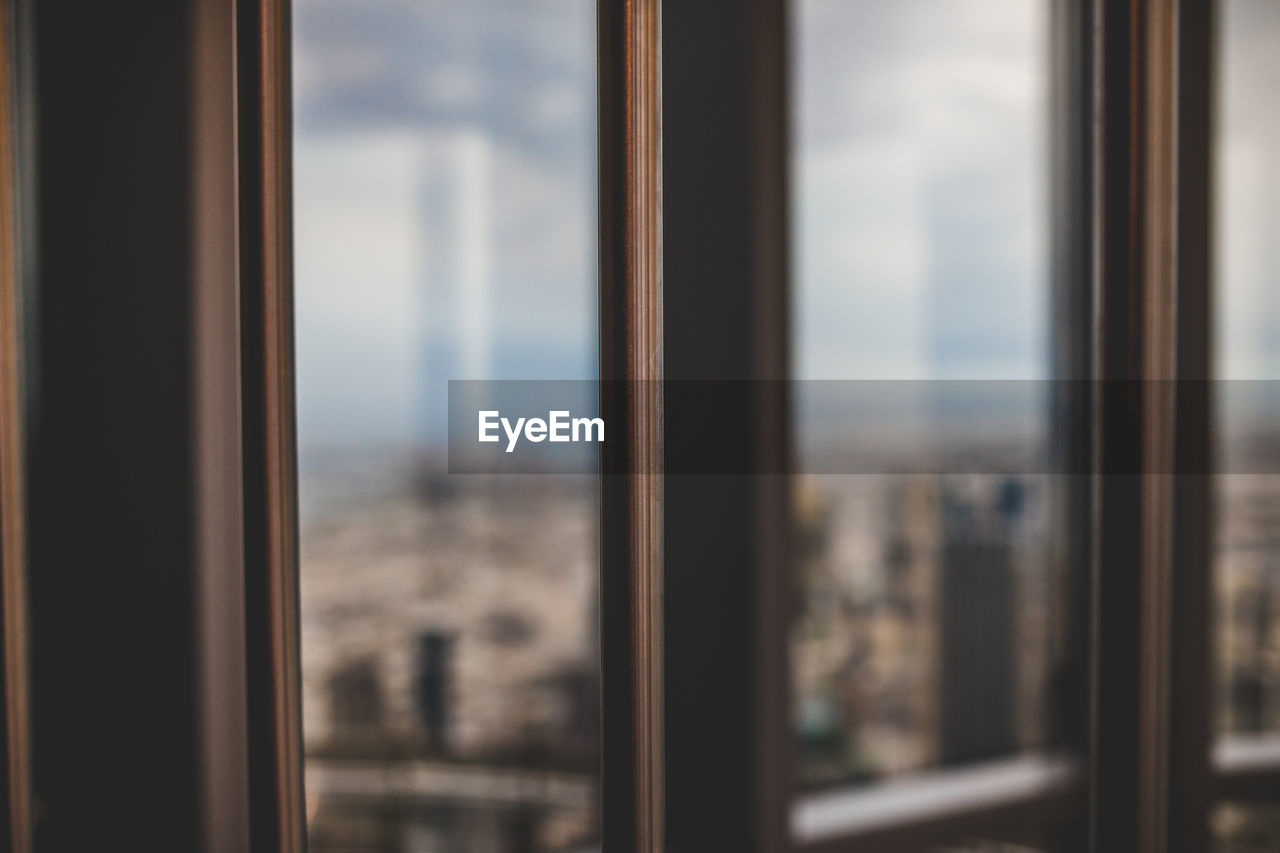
<box><xmin>0</xmin><ymin>0</ymin><xmax>1278</xmax><ymax>851</ymax></box>
<box><xmin>0</xmin><ymin>0</ymin><xmax>30</xmax><ymax>849</ymax></box>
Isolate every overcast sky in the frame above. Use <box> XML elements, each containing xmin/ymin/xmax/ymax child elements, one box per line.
<box><xmin>291</xmin><ymin>0</ymin><xmax>1278</xmax><ymax>452</ymax></box>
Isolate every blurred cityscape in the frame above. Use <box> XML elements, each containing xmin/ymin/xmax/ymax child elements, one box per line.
<box><xmin>1209</xmin><ymin>0</ymin><xmax>1280</xmax><ymax>845</ymax></box>
<box><xmin>296</xmin><ymin>444</ymin><xmax>1280</xmax><ymax>852</ymax></box>
<box><xmin>293</xmin><ymin>0</ymin><xmax>601</xmax><ymax>843</ymax></box>
<box><xmin>792</xmin><ymin>469</ymin><xmax>1056</xmax><ymax>789</ymax></box>
<box><xmin>1217</xmin><ymin>467</ymin><xmax>1280</xmax><ymax>737</ymax></box>
<box><xmin>301</xmin><ymin>461</ymin><xmax>599</xmax><ymax>852</ymax></box>
<box><xmin>299</xmin><ymin>448</ymin><xmax>1065</xmax><ymax>851</ymax></box>
<box><xmin>290</xmin><ymin>0</ymin><xmax>1280</xmax><ymax>850</ymax></box>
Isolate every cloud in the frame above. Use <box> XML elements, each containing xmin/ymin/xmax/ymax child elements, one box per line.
<box><xmin>794</xmin><ymin>0</ymin><xmax>1047</xmax><ymax>381</ymax></box>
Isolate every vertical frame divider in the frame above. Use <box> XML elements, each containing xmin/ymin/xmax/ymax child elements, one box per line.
<box><xmin>1092</xmin><ymin>0</ymin><xmax>1213</xmax><ymax>850</ymax></box>
<box><xmin>238</xmin><ymin>0</ymin><xmax>306</xmax><ymax>850</ymax></box>
<box><xmin>1138</xmin><ymin>3</ymin><xmax>1178</xmax><ymax>851</ymax></box>
<box><xmin>1049</xmin><ymin>0</ymin><xmax>1096</xmax><ymax>737</ymax></box>
<box><xmin>598</xmin><ymin>0</ymin><xmax>664</xmax><ymax>850</ymax></box>
<box><xmin>749</xmin><ymin>0</ymin><xmax>793</xmax><ymax>847</ymax></box>
<box><xmin>1047</xmin><ymin>0</ymin><xmax>1095</xmax><ymax>843</ymax></box>
<box><xmin>1091</xmin><ymin>0</ymin><xmax>1159</xmax><ymax>848</ymax></box>
<box><xmin>1167</xmin><ymin>0</ymin><xmax>1215</xmax><ymax>849</ymax></box>
<box><xmin>662</xmin><ymin>0</ymin><xmax>790</xmax><ymax>851</ymax></box>
<box><xmin>0</xmin><ymin>0</ymin><xmax>29</xmax><ymax>848</ymax></box>
<box><xmin>192</xmin><ymin>0</ymin><xmax>251</xmax><ymax>848</ymax></box>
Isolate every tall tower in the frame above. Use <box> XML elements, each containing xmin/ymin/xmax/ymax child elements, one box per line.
<box><xmin>454</xmin><ymin>129</ymin><xmax>494</xmax><ymax>382</ymax></box>
<box><xmin>416</xmin><ymin>129</ymin><xmax>495</xmax><ymax>449</ymax></box>
<box><xmin>936</xmin><ymin>488</ymin><xmax>1017</xmax><ymax>765</ymax></box>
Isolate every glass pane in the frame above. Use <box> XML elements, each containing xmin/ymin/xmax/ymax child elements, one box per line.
<box><xmin>1215</xmin><ymin>0</ymin><xmax>1280</xmax><ymax>739</ymax></box>
<box><xmin>1213</xmin><ymin>802</ymin><xmax>1280</xmax><ymax>852</ymax></box>
<box><xmin>790</xmin><ymin>0</ymin><xmax>1063</xmax><ymax>799</ymax></box>
<box><xmin>292</xmin><ymin>2</ymin><xmax>600</xmax><ymax>850</ymax></box>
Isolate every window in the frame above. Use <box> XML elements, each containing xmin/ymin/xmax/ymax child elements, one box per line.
<box><xmin>1213</xmin><ymin>0</ymin><xmax>1280</xmax><ymax>845</ymax></box>
<box><xmin>791</xmin><ymin>0</ymin><xmax>1058</xmax><ymax>789</ymax></box>
<box><xmin>785</xmin><ymin>3</ymin><xmax>1087</xmax><ymax>847</ymax></box>
<box><xmin>291</xmin><ymin>1</ymin><xmax>601</xmax><ymax>850</ymax></box>
<box><xmin>1215</xmin><ymin>0</ymin><xmax>1280</xmax><ymax>738</ymax></box>
<box><xmin>5</xmin><ymin>1</ymin><xmax>1280</xmax><ymax>852</ymax></box>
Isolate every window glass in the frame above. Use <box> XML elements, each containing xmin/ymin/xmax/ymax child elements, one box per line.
<box><xmin>292</xmin><ymin>2</ymin><xmax>600</xmax><ymax>850</ymax></box>
<box><xmin>790</xmin><ymin>0</ymin><xmax>1061</xmax><ymax>797</ymax></box>
<box><xmin>1213</xmin><ymin>802</ymin><xmax>1280</xmax><ymax>850</ymax></box>
<box><xmin>1215</xmin><ymin>0</ymin><xmax>1280</xmax><ymax>741</ymax></box>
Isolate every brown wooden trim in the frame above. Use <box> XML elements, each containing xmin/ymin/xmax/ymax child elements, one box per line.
<box><xmin>238</xmin><ymin>0</ymin><xmax>305</xmax><ymax>850</ymax></box>
<box><xmin>1137</xmin><ymin>3</ymin><xmax>1178</xmax><ymax>851</ymax></box>
<box><xmin>1132</xmin><ymin>2</ymin><xmax>1218</xmax><ymax>849</ymax></box>
<box><xmin>1090</xmin><ymin>1</ymin><xmax>1176</xmax><ymax>849</ymax></box>
<box><xmin>192</xmin><ymin>0</ymin><xmax>252</xmax><ymax>850</ymax></box>
<box><xmin>1092</xmin><ymin>1</ymin><xmax>1217</xmax><ymax>851</ymax></box>
<box><xmin>598</xmin><ymin>0</ymin><xmax>663</xmax><ymax>850</ymax></box>
<box><xmin>0</xmin><ymin>0</ymin><xmax>29</xmax><ymax>848</ymax></box>
<box><xmin>258</xmin><ymin>2</ymin><xmax>305</xmax><ymax>849</ymax></box>
<box><xmin>750</xmin><ymin>1</ymin><xmax>791</xmax><ymax>849</ymax></box>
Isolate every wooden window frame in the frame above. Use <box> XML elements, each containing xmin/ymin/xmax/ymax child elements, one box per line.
<box><xmin>0</xmin><ymin>0</ymin><xmax>30</xmax><ymax>849</ymax></box>
<box><xmin>0</xmin><ymin>0</ymin><xmax>1278</xmax><ymax>851</ymax></box>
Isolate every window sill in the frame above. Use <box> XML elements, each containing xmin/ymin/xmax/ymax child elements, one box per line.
<box><xmin>793</xmin><ymin>753</ymin><xmax>1081</xmax><ymax>850</ymax></box>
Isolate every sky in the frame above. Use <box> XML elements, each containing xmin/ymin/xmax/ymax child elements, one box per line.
<box><xmin>1217</xmin><ymin>0</ymin><xmax>1280</xmax><ymax>382</ymax></box>
<box><xmin>793</xmin><ymin>0</ymin><xmax>1046</xmax><ymax>381</ymax></box>
<box><xmin>291</xmin><ymin>0</ymin><xmax>1278</xmax><ymax>453</ymax></box>
<box><xmin>293</xmin><ymin>0</ymin><xmax>598</xmax><ymax>450</ymax></box>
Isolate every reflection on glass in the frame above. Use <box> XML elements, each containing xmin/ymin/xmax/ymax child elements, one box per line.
<box><xmin>791</xmin><ymin>0</ymin><xmax>1055</xmax><ymax>790</ymax></box>
<box><xmin>292</xmin><ymin>1</ymin><xmax>600</xmax><ymax>850</ymax></box>
<box><xmin>1213</xmin><ymin>802</ymin><xmax>1280</xmax><ymax>851</ymax></box>
<box><xmin>1215</xmin><ymin>0</ymin><xmax>1280</xmax><ymax>739</ymax></box>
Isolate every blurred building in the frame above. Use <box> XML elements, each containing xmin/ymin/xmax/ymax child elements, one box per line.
<box><xmin>793</xmin><ymin>471</ymin><xmax>1046</xmax><ymax>788</ymax></box>
<box><xmin>1217</xmin><ymin>472</ymin><xmax>1280</xmax><ymax>734</ymax></box>
<box><xmin>937</xmin><ymin>488</ymin><xmax>1018</xmax><ymax>765</ymax></box>
<box><xmin>300</xmin><ymin>467</ymin><xmax>600</xmax><ymax>852</ymax></box>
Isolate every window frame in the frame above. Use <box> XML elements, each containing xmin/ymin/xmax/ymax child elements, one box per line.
<box><xmin>597</xmin><ymin>0</ymin><xmax>664</xmax><ymax>849</ymax></box>
<box><xmin>18</xmin><ymin>0</ymin><xmax>249</xmax><ymax>849</ymax></box>
<box><xmin>2</xmin><ymin>0</ymin><xmax>1279</xmax><ymax>850</ymax></box>
<box><xmin>657</xmin><ymin>0</ymin><xmax>1268</xmax><ymax>851</ymax></box>
<box><xmin>237</xmin><ymin>0</ymin><xmax>305</xmax><ymax>850</ymax></box>
<box><xmin>0</xmin><ymin>0</ymin><xmax>30</xmax><ymax>849</ymax></box>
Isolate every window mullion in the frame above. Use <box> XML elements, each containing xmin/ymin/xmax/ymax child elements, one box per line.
<box><xmin>1166</xmin><ymin>0</ymin><xmax>1216</xmax><ymax>849</ymax></box>
<box><xmin>1091</xmin><ymin>0</ymin><xmax>1210</xmax><ymax>850</ymax></box>
<box><xmin>0</xmin><ymin>0</ymin><xmax>30</xmax><ymax>847</ymax></box>
<box><xmin>597</xmin><ymin>0</ymin><xmax>663</xmax><ymax>850</ymax></box>
<box><xmin>660</xmin><ymin>1</ymin><xmax>791</xmax><ymax>851</ymax></box>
